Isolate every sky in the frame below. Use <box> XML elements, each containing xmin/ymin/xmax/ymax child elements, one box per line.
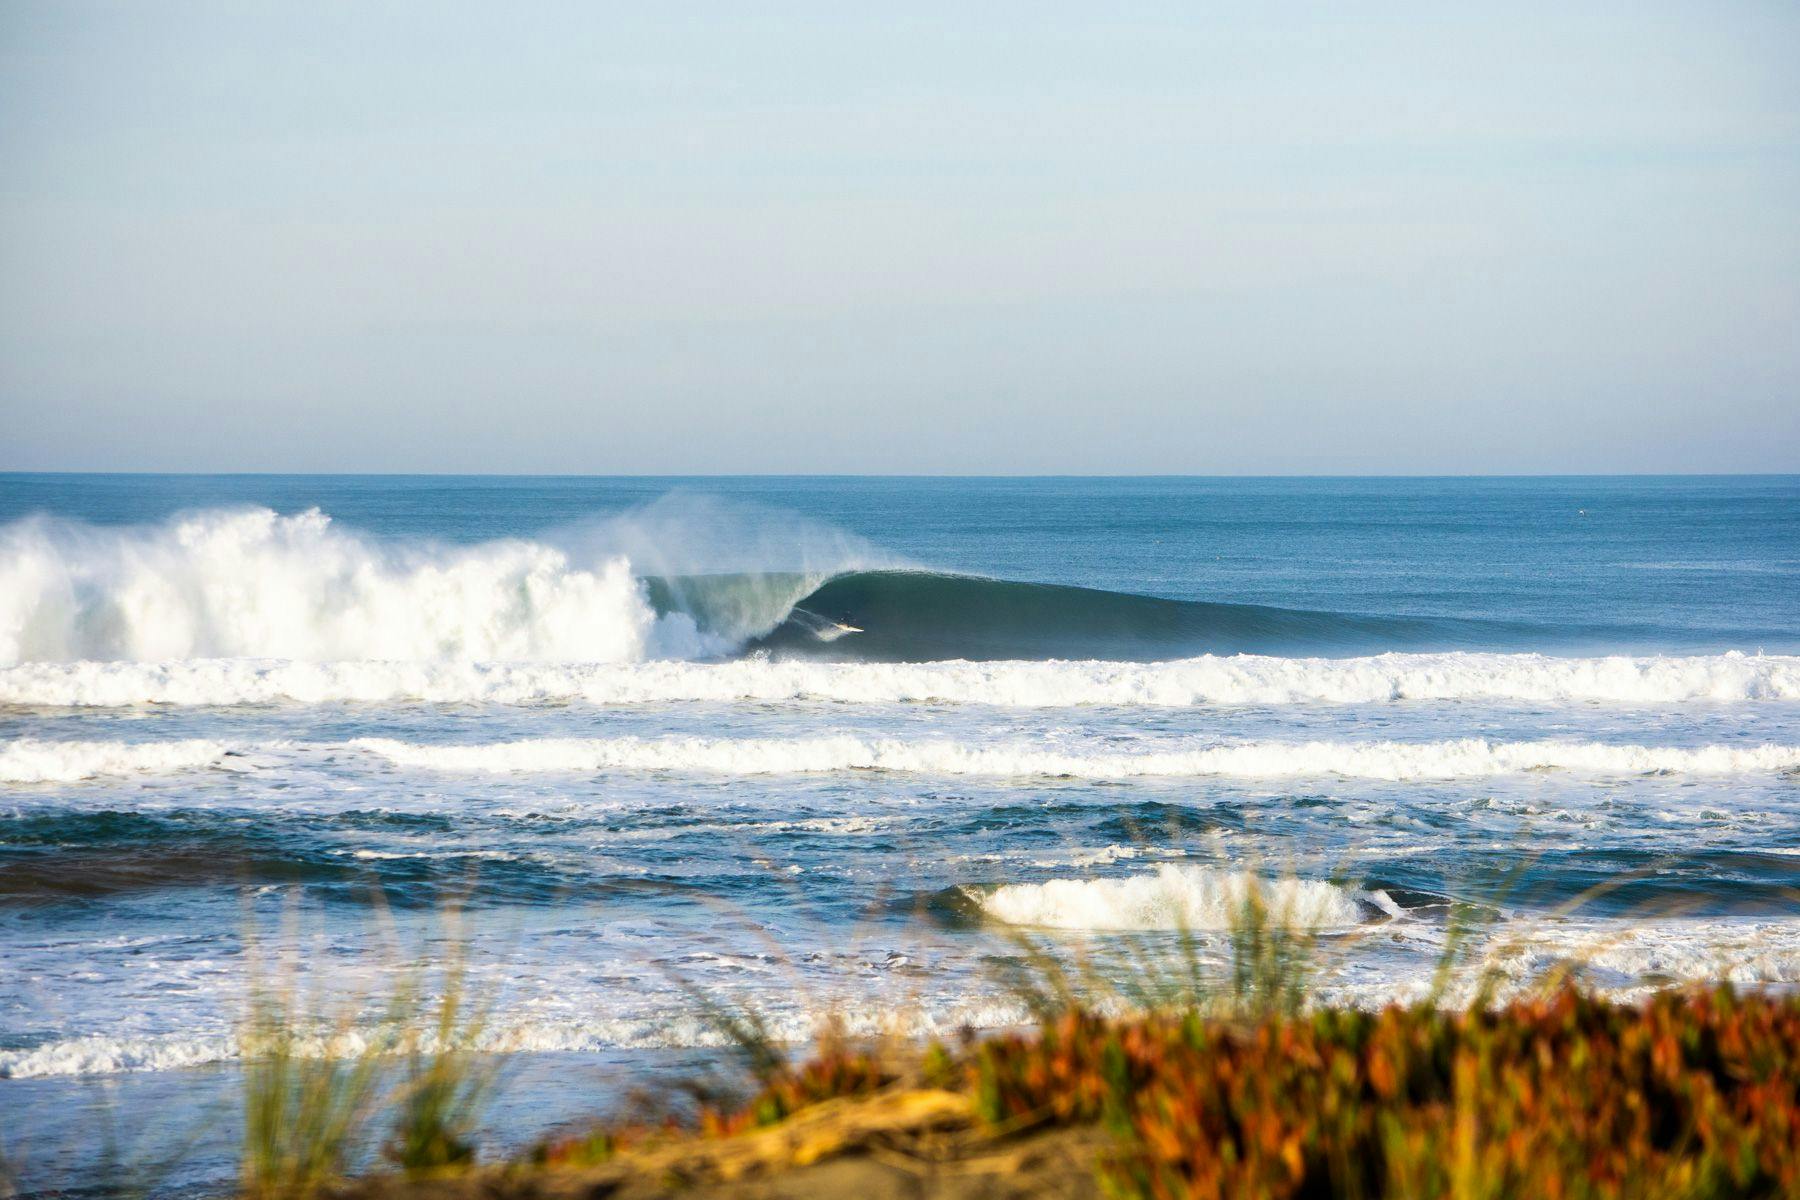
<box><xmin>1</xmin><ymin>2</ymin><xmax>1796</xmax><ymax>474</ymax></box>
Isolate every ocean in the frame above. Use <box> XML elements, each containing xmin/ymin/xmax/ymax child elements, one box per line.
<box><xmin>2</xmin><ymin>474</ymin><xmax>1797</xmax><ymax>1192</ymax></box>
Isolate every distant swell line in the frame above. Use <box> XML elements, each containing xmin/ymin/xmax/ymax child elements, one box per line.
<box><xmin>353</xmin><ymin>735</ymin><xmax>1800</xmax><ymax>780</ymax></box>
<box><xmin>1</xmin><ymin>652</ymin><xmax>1795</xmax><ymax>709</ymax></box>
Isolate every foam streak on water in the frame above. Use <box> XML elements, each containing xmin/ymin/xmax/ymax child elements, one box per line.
<box><xmin>3</xmin><ymin>651</ymin><xmax>1795</xmax><ymax>708</ymax></box>
<box><xmin>350</xmin><ymin>734</ymin><xmax>1800</xmax><ymax>779</ymax></box>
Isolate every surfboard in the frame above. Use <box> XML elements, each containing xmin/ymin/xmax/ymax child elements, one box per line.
<box><xmin>787</xmin><ymin>606</ymin><xmax>864</xmax><ymax>641</ymax></box>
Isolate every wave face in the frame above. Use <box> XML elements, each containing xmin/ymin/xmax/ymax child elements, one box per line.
<box><xmin>4</xmin><ymin>651</ymin><xmax>1792</xmax><ymax>708</ymax></box>
<box><xmin>0</xmin><ymin>507</ymin><xmax>718</xmax><ymax>666</ymax></box>
<box><xmin>352</xmin><ymin>735</ymin><xmax>1800</xmax><ymax>780</ymax></box>
<box><xmin>745</xmin><ymin>569</ymin><xmax>1518</xmax><ymax>662</ymax></box>
<box><xmin>971</xmin><ymin>866</ymin><xmax>1385</xmax><ymax>931</ymax></box>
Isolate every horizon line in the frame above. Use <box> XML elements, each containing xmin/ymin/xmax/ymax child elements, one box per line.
<box><xmin>2</xmin><ymin>469</ymin><xmax>1798</xmax><ymax>482</ymax></box>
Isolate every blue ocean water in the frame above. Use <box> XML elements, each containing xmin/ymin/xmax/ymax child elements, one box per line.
<box><xmin>1</xmin><ymin>474</ymin><xmax>1797</xmax><ymax>1192</ymax></box>
<box><xmin>4</xmin><ymin>474</ymin><xmax>1796</xmax><ymax>645</ymax></box>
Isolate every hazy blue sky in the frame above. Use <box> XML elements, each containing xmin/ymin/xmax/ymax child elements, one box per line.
<box><xmin>2</xmin><ymin>2</ymin><xmax>1796</xmax><ymax>473</ymax></box>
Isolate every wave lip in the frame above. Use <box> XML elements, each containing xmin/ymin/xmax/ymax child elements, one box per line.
<box><xmin>0</xmin><ymin>738</ymin><xmax>229</xmax><ymax>784</ymax></box>
<box><xmin>970</xmin><ymin>866</ymin><xmax>1383</xmax><ymax>931</ymax></box>
<box><xmin>351</xmin><ymin>735</ymin><xmax>1800</xmax><ymax>780</ymax></box>
<box><xmin>3</xmin><ymin>652</ymin><xmax>1796</xmax><ymax>710</ymax></box>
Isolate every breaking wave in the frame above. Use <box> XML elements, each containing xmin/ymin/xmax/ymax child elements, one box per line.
<box><xmin>5</xmin><ymin>503</ymin><xmax>1757</xmax><ymax>676</ymax></box>
<box><xmin>971</xmin><ymin>866</ymin><xmax>1387</xmax><ymax>931</ymax></box>
<box><xmin>352</xmin><ymin>735</ymin><xmax>1800</xmax><ymax>780</ymax></box>
<box><xmin>0</xmin><ymin>738</ymin><xmax>230</xmax><ymax>784</ymax></box>
<box><xmin>0</xmin><ymin>506</ymin><xmax>719</xmax><ymax>666</ymax></box>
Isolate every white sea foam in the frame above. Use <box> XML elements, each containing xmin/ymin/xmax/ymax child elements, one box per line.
<box><xmin>2</xmin><ymin>651</ymin><xmax>1795</xmax><ymax>709</ymax></box>
<box><xmin>350</xmin><ymin>734</ymin><xmax>1800</xmax><ymax>780</ymax></box>
<box><xmin>1480</xmin><ymin>923</ymin><xmax>1800</xmax><ymax>991</ymax></box>
<box><xmin>972</xmin><ymin>866</ymin><xmax>1379</xmax><ymax>931</ymax></box>
<box><xmin>8</xmin><ymin>917</ymin><xmax>1799</xmax><ymax>1079</ymax></box>
<box><xmin>0</xmin><ymin>738</ymin><xmax>230</xmax><ymax>784</ymax></box>
<box><xmin>0</xmin><ymin>997</ymin><xmax>1033</xmax><ymax>1079</ymax></box>
<box><xmin>0</xmin><ymin>507</ymin><xmax>715</xmax><ymax>666</ymax></box>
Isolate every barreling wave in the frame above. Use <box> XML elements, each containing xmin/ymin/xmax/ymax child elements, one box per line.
<box><xmin>707</xmin><ymin>568</ymin><xmax>1791</xmax><ymax>662</ymax></box>
<box><xmin>740</xmin><ymin>569</ymin><xmax>1533</xmax><ymax>662</ymax></box>
<box><xmin>352</xmin><ymin>735</ymin><xmax>1800</xmax><ymax>780</ymax></box>
<box><xmin>3</xmin><ymin>651</ymin><xmax>1794</xmax><ymax>709</ymax></box>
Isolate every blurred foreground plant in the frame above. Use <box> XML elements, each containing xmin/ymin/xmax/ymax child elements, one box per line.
<box><xmin>383</xmin><ymin>945</ymin><xmax>505</xmax><ymax>1178</ymax></box>
<box><xmin>970</xmin><ymin>983</ymin><xmax>1800</xmax><ymax>1199</ymax></box>
<box><xmin>238</xmin><ymin>901</ymin><xmax>501</xmax><ymax>1196</ymax></box>
<box><xmin>239</xmin><ymin>961</ymin><xmax>404</xmax><ymax>1199</ymax></box>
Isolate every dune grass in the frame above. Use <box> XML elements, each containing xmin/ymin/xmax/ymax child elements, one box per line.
<box><xmin>237</xmin><ymin>910</ymin><xmax>501</xmax><ymax>1197</ymax></box>
<box><xmin>238</xmin><ymin>956</ymin><xmax>405</xmax><ymax>1198</ymax></box>
<box><xmin>382</xmin><ymin>950</ymin><xmax>507</xmax><ymax>1179</ymax></box>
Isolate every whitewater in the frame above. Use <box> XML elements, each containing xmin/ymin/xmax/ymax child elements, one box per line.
<box><xmin>350</xmin><ymin>734</ymin><xmax>1800</xmax><ymax>780</ymax></box>
<box><xmin>0</xmin><ymin>506</ymin><xmax>723</xmax><ymax>664</ymax></box>
<box><xmin>4</xmin><ymin>650</ymin><xmax>1797</xmax><ymax>708</ymax></box>
<box><xmin>2</xmin><ymin>475</ymin><xmax>1797</xmax><ymax>1190</ymax></box>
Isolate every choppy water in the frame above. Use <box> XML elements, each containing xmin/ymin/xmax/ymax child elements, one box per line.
<box><xmin>2</xmin><ymin>475</ymin><xmax>1797</xmax><ymax>1192</ymax></box>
